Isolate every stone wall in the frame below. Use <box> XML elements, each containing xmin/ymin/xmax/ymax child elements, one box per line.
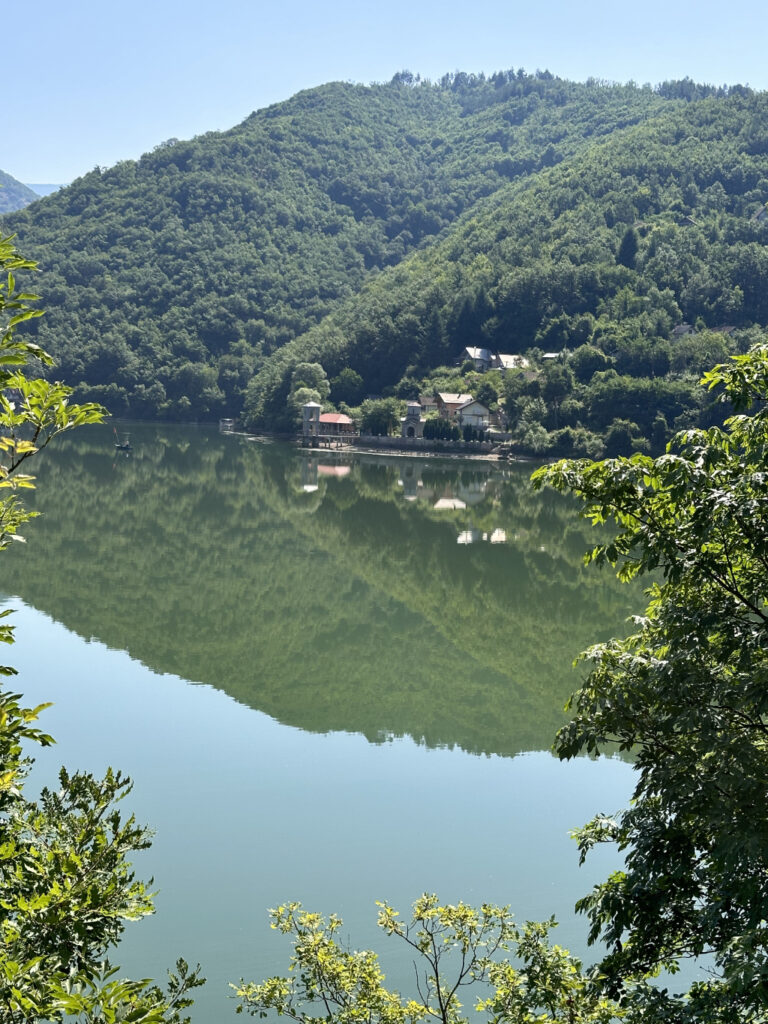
<box><xmin>354</xmin><ymin>435</ymin><xmax>495</xmax><ymax>454</ymax></box>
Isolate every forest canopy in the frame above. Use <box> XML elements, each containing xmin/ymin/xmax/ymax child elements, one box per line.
<box><xmin>2</xmin><ymin>71</ymin><xmax>767</xmax><ymax>452</ymax></box>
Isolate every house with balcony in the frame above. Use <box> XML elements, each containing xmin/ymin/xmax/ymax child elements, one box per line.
<box><xmin>437</xmin><ymin>392</ymin><xmax>473</xmax><ymax>418</ymax></box>
<box><xmin>457</xmin><ymin>399</ymin><xmax>490</xmax><ymax>430</ymax></box>
<box><xmin>318</xmin><ymin>413</ymin><xmax>355</xmax><ymax>435</ymax></box>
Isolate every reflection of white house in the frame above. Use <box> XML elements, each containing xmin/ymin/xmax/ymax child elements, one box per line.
<box><xmin>456</xmin><ymin>528</ymin><xmax>507</xmax><ymax>545</ymax></box>
<box><xmin>457</xmin><ymin>400</ymin><xmax>490</xmax><ymax>429</ymax></box>
<box><xmin>457</xmin><ymin>479</ymin><xmax>488</xmax><ymax>506</ymax></box>
<box><xmin>398</xmin><ymin>462</ymin><xmax>425</xmax><ymax>501</ymax></box>
<box><xmin>457</xmin><ymin>346</ymin><xmax>492</xmax><ymax>371</ymax></box>
<box><xmin>301</xmin><ymin>458</ymin><xmax>319</xmax><ymax>492</ymax></box>
<box><xmin>434</xmin><ymin>497</ymin><xmax>467</xmax><ymax>510</ymax></box>
<box><xmin>401</xmin><ymin>401</ymin><xmax>425</xmax><ymax>438</ymax></box>
<box><xmin>398</xmin><ymin>474</ymin><xmax>424</xmax><ymax>501</ymax></box>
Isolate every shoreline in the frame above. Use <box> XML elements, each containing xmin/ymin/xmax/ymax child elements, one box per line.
<box><xmin>228</xmin><ymin>429</ymin><xmax>537</xmax><ymax>464</ymax></box>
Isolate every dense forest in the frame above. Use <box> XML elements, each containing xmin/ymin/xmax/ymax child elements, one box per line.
<box><xmin>0</xmin><ymin>168</ymin><xmax>38</xmax><ymax>213</ymax></box>
<box><xmin>3</xmin><ymin>71</ymin><xmax>767</xmax><ymax>452</ymax></box>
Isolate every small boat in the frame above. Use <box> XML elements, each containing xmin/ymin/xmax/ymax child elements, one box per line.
<box><xmin>113</xmin><ymin>428</ymin><xmax>132</xmax><ymax>452</ymax></box>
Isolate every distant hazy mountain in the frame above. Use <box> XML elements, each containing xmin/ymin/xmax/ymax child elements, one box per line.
<box><xmin>0</xmin><ymin>169</ymin><xmax>38</xmax><ymax>212</ymax></box>
<box><xmin>26</xmin><ymin>183</ymin><xmax>67</xmax><ymax>197</ymax></box>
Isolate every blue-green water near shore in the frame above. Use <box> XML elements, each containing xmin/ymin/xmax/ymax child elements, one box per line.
<box><xmin>5</xmin><ymin>423</ymin><xmax>651</xmax><ymax>1021</ymax></box>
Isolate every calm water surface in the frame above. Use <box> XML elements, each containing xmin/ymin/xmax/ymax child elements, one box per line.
<box><xmin>6</xmin><ymin>424</ymin><xmax>642</xmax><ymax>1022</ymax></box>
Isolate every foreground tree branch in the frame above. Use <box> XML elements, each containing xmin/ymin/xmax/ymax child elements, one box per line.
<box><xmin>0</xmin><ymin>234</ymin><xmax>204</xmax><ymax>1022</ymax></box>
<box><xmin>234</xmin><ymin>897</ymin><xmax>621</xmax><ymax>1024</ymax></box>
<box><xmin>533</xmin><ymin>343</ymin><xmax>768</xmax><ymax>1021</ymax></box>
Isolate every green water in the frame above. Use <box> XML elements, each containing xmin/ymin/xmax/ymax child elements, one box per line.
<box><xmin>4</xmin><ymin>423</ymin><xmax>643</xmax><ymax>1021</ymax></box>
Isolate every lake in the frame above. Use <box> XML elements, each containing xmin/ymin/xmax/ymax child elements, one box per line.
<box><xmin>5</xmin><ymin>423</ymin><xmax>641</xmax><ymax>1022</ymax></box>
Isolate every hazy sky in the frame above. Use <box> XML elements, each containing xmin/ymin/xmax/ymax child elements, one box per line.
<box><xmin>7</xmin><ymin>0</ymin><xmax>768</xmax><ymax>183</ymax></box>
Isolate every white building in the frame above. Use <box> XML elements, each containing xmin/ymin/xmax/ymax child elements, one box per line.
<box><xmin>457</xmin><ymin>399</ymin><xmax>490</xmax><ymax>430</ymax></box>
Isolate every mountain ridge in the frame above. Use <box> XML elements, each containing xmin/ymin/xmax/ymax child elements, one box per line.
<box><xmin>0</xmin><ymin>168</ymin><xmax>38</xmax><ymax>213</ymax></box>
<box><xmin>2</xmin><ymin>70</ymin><xmax>766</xmax><ymax>454</ymax></box>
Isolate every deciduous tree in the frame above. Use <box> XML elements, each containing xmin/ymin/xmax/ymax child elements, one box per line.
<box><xmin>534</xmin><ymin>343</ymin><xmax>768</xmax><ymax>1022</ymax></box>
<box><xmin>234</xmin><ymin>896</ymin><xmax>621</xmax><ymax>1024</ymax></box>
<box><xmin>0</xmin><ymin>235</ymin><xmax>202</xmax><ymax>1022</ymax></box>
<box><xmin>361</xmin><ymin>397</ymin><xmax>399</xmax><ymax>435</ymax></box>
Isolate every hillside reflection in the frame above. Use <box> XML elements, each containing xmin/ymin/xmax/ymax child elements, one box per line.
<box><xmin>5</xmin><ymin>423</ymin><xmax>640</xmax><ymax>756</ymax></box>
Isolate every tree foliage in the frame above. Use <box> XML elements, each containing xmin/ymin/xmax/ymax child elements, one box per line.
<box><xmin>331</xmin><ymin>367</ymin><xmax>365</xmax><ymax>406</ymax></box>
<box><xmin>360</xmin><ymin>397</ymin><xmax>399</xmax><ymax>435</ymax></box>
<box><xmin>423</xmin><ymin>417</ymin><xmax>460</xmax><ymax>440</ymax></box>
<box><xmin>243</xmin><ymin>84</ymin><xmax>768</xmax><ymax>449</ymax></box>
<box><xmin>533</xmin><ymin>343</ymin><xmax>768</xmax><ymax>1022</ymax></box>
<box><xmin>7</xmin><ymin>71</ymin><xmax>768</xmax><ymax>444</ymax></box>
<box><xmin>239</xmin><ymin>344</ymin><xmax>768</xmax><ymax>1024</ymax></box>
<box><xmin>0</xmin><ymin>235</ymin><xmax>202</xmax><ymax>1022</ymax></box>
<box><xmin>234</xmin><ymin>896</ymin><xmax>621</xmax><ymax>1024</ymax></box>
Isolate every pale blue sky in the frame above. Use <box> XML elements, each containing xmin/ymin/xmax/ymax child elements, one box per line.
<box><xmin>8</xmin><ymin>0</ymin><xmax>768</xmax><ymax>183</ymax></box>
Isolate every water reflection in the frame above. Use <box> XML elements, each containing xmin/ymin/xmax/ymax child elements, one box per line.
<box><xmin>6</xmin><ymin>423</ymin><xmax>640</xmax><ymax>757</ymax></box>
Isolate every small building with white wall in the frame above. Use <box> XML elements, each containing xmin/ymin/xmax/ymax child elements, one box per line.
<box><xmin>401</xmin><ymin>401</ymin><xmax>425</xmax><ymax>438</ymax></box>
<box><xmin>457</xmin><ymin>399</ymin><xmax>490</xmax><ymax>430</ymax></box>
<box><xmin>302</xmin><ymin>401</ymin><xmax>322</xmax><ymax>438</ymax></box>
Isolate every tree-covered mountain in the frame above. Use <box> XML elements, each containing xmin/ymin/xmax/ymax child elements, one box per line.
<box><xmin>245</xmin><ymin>87</ymin><xmax>768</xmax><ymax>448</ymax></box>
<box><xmin>2</xmin><ymin>71</ymin><xmax>766</xmax><ymax>447</ymax></box>
<box><xmin>0</xmin><ymin>168</ymin><xmax>38</xmax><ymax>213</ymax></box>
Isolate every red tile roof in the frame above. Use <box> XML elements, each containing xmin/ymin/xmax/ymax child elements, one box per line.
<box><xmin>319</xmin><ymin>413</ymin><xmax>354</xmax><ymax>424</ymax></box>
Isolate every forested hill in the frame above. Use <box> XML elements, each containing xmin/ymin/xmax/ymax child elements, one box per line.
<box><xmin>2</xmin><ymin>72</ymin><xmax>766</xmax><ymax>444</ymax></box>
<box><xmin>1</xmin><ymin>72</ymin><xmax>696</xmax><ymax>417</ymax></box>
<box><xmin>247</xmin><ymin>87</ymin><xmax>768</xmax><ymax>445</ymax></box>
<box><xmin>0</xmin><ymin>169</ymin><xmax>38</xmax><ymax>213</ymax></box>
